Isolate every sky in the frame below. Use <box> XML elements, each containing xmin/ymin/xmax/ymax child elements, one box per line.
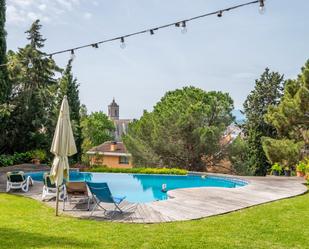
<box><xmin>6</xmin><ymin>0</ymin><xmax>309</xmax><ymax>119</ymax></box>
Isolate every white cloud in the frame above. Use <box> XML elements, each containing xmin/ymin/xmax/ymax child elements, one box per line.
<box><xmin>6</xmin><ymin>5</ymin><xmax>24</xmax><ymax>24</ymax></box>
<box><xmin>10</xmin><ymin>0</ymin><xmax>35</xmax><ymax>7</ymax></box>
<box><xmin>38</xmin><ymin>4</ymin><xmax>47</xmax><ymax>11</ymax></box>
<box><xmin>6</xmin><ymin>0</ymin><xmax>95</xmax><ymax>25</ymax></box>
<box><xmin>27</xmin><ymin>11</ymin><xmax>38</xmax><ymax>20</ymax></box>
<box><xmin>83</xmin><ymin>12</ymin><xmax>92</xmax><ymax>20</ymax></box>
<box><xmin>92</xmin><ymin>1</ymin><xmax>99</xmax><ymax>6</ymax></box>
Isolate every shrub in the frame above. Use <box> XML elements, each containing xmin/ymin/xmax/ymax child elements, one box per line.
<box><xmin>271</xmin><ymin>163</ymin><xmax>282</xmax><ymax>175</ymax></box>
<box><xmin>262</xmin><ymin>138</ymin><xmax>304</xmax><ymax>169</ymax></box>
<box><xmin>0</xmin><ymin>155</ymin><xmax>14</xmax><ymax>167</ymax></box>
<box><xmin>227</xmin><ymin>136</ymin><xmax>254</xmax><ymax>176</ymax></box>
<box><xmin>30</xmin><ymin>149</ymin><xmax>47</xmax><ymax>162</ymax></box>
<box><xmin>0</xmin><ymin>152</ymin><xmax>33</xmax><ymax>167</ymax></box>
<box><xmin>86</xmin><ymin>166</ymin><xmax>187</xmax><ymax>175</ymax></box>
<box><xmin>296</xmin><ymin>161</ymin><xmax>306</xmax><ymax>173</ymax></box>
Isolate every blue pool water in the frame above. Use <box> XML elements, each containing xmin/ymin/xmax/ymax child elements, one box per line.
<box><xmin>26</xmin><ymin>171</ymin><xmax>247</xmax><ymax>203</ymax></box>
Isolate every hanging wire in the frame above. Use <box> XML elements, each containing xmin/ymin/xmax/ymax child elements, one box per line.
<box><xmin>0</xmin><ymin>0</ymin><xmax>264</xmax><ymax>67</ymax></box>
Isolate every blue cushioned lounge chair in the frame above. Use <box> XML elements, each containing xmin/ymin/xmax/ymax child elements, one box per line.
<box><xmin>86</xmin><ymin>182</ymin><xmax>126</xmax><ymax>216</ymax></box>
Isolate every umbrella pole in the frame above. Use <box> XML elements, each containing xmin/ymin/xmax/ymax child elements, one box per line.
<box><xmin>55</xmin><ymin>184</ymin><xmax>59</xmax><ymax>216</ymax></box>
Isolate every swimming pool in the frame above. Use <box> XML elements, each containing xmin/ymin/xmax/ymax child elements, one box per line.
<box><xmin>26</xmin><ymin>171</ymin><xmax>247</xmax><ymax>203</ymax></box>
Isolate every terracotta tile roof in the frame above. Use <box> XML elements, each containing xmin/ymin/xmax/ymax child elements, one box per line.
<box><xmin>88</xmin><ymin>141</ymin><xmax>128</xmax><ymax>154</ymax></box>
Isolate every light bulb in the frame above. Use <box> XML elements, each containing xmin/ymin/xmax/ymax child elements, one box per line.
<box><xmin>28</xmin><ymin>60</ymin><xmax>33</xmax><ymax>69</ymax></box>
<box><xmin>181</xmin><ymin>21</ymin><xmax>187</xmax><ymax>34</ymax></box>
<box><xmin>259</xmin><ymin>5</ymin><xmax>266</xmax><ymax>14</ymax></box>
<box><xmin>120</xmin><ymin>37</ymin><xmax>126</xmax><ymax>49</ymax></box>
<box><xmin>181</xmin><ymin>27</ymin><xmax>187</xmax><ymax>34</ymax></box>
<box><xmin>70</xmin><ymin>50</ymin><xmax>75</xmax><ymax>60</ymax></box>
<box><xmin>259</xmin><ymin>0</ymin><xmax>266</xmax><ymax>14</ymax></box>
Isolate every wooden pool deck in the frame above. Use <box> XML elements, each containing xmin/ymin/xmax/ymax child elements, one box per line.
<box><xmin>0</xmin><ymin>168</ymin><xmax>307</xmax><ymax>223</ymax></box>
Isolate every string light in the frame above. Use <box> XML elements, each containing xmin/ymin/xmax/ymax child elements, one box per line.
<box><xmin>175</xmin><ymin>21</ymin><xmax>187</xmax><ymax>33</ymax></box>
<box><xmin>0</xmin><ymin>0</ymin><xmax>266</xmax><ymax>67</ymax></box>
<box><xmin>120</xmin><ymin>37</ymin><xmax>126</xmax><ymax>49</ymax></box>
<box><xmin>70</xmin><ymin>49</ymin><xmax>75</xmax><ymax>60</ymax></box>
<box><xmin>181</xmin><ymin>21</ymin><xmax>187</xmax><ymax>34</ymax></box>
<box><xmin>27</xmin><ymin>60</ymin><xmax>33</xmax><ymax>69</ymax></box>
<box><xmin>91</xmin><ymin>43</ymin><xmax>99</xmax><ymax>48</ymax></box>
<box><xmin>259</xmin><ymin>0</ymin><xmax>265</xmax><ymax>14</ymax></box>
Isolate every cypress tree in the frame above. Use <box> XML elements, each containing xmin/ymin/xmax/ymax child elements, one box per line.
<box><xmin>0</xmin><ymin>0</ymin><xmax>9</xmax><ymax>103</ymax></box>
<box><xmin>243</xmin><ymin>68</ymin><xmax>284</xmax><ymax>175</ymax></box>
<box><xmin>57</xmin><ymin>59</ymin><xmax>83</xmax><ymax>162</ymax></box>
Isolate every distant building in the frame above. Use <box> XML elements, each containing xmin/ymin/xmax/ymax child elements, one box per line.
<box><xmin>108</xmin><ymin>98</ymin><xmax>132</xmax><ymax>141</ymax></box>
<box><xmin>87</xmin><ymin>141</ymin><xmax>132</xmax><ymax>168</ymax></box>
<box><xmin>223</xmin><ymin>124</ymin><xmax>243</xmax><ymax>143</ymax></box>
<box><xmin>108</xmin><ymin>98</ymin><xmax>119</xmax><ymax>120</ymax></box>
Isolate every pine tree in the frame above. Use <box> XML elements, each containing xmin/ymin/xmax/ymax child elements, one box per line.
<box><xmin>262</xmin><ymin>60</ymin><xmax>309</xmax><ymax>165</ymax></box>
<box><xmin>25</xmin><ymin>20</ymin><xmax>46</xmax><ymax>49</ymax></box>
<box><xmin>57</xmin><ymin>59</ymin><xmax>82</xmax><ymax>162</ymax></box>
<box><xmin>0</xmin><ymin>0</ymin><xmax>9</xmax><ymax>103</ymax></box>
<box><xmin>3</xmin><ymin>20</ymin><xmax>60</xmax><ymax>153</ymax></box>
<box><xmin>123</xmin><ymin>87</ymin><xmax>234</xmax><ymax>170</ymax></box>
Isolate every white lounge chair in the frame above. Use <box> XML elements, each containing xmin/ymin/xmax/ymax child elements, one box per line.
<box><xmin>42</xmin><ymin>173</ymin><xmax>66</xmax><ymax>201</ymax></box>
<box><xmin>6</xmin><ymin>171</ymin><xmax>33</xmax><ymax>192</ymax></box>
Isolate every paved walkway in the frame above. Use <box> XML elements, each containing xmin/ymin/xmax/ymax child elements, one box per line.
<box><xmin>0</xmin><ymin>168</ymin><xmax>307</xmax><ymax>223</ymax></box>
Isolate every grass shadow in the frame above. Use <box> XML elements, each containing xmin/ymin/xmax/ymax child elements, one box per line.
<box><xmin>0</xmin><ymin>227</ymin><xmax>93</xmax><ymax>249</ymax></box>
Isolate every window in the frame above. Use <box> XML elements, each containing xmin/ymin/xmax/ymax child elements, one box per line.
<box><xmin>119</xmin><ymin>156</ymin><xmax>129</xmax><ymax>164</ymax></box>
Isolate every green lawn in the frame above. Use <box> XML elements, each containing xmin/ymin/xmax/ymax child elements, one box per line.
<box><xmin>0</xmin><ymin>190</ymin><xmax>308</xmax><ymax>249</ymax></box>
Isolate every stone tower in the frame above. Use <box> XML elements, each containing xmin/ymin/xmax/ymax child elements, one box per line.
<box><xmin>108</xmin><ymin>98</ymin><xmax>119</xmax><ymax>120</ymax></box>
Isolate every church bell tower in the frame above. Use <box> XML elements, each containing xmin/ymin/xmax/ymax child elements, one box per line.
<box><xmin>108</xmin><ymin>98</ymin><xmax>119</xmax><ymax>120</ymax></box>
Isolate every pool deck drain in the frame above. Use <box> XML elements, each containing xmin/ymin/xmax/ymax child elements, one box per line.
<box><xmin>0</xmin><ymin>166</ymin><xmax>307</xmax><ymax>223</ymax></box>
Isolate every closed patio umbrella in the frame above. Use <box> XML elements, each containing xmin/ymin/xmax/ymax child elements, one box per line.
<box><xmin>50</xmin><ymin>96</ymin><xmax>77</xmax><ymax>216</ymax></box>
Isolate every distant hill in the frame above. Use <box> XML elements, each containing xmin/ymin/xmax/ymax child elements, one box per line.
<box><xmin>232</xmin><ymin>109</ymin><xmax>246</xmax><ymax>124</ymax></box>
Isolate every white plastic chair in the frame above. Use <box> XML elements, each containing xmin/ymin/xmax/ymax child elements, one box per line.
<box><xmin>6</xmin><ymin>171</ymin><xmax>33</xmax><ymax>192</ymax></box>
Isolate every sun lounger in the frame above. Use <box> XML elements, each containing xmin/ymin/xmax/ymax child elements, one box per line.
<box><xmin>63</xmin><ymin>181</ymin><xmax>90</xmax><ymax>211</ymax></box>
<box><xmin>86</xmin><ymin>182</ymin><xmax>126</xmax><ymax>216</ymax></box>
<box><xmin>6</xmin><ymin>171</ymin><xmax>33</xmax><ymax>192</ymax></box>
<box><xmin>42</xmin><ymin>172</ymin><xmax>66</xmax><ymax>201</ymax></box>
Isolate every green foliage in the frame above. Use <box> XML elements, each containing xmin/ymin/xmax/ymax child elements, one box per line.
<box><xmin>0</xmin><ymin>0</ymin><xmax>9</xmax><ymax>103</ymax></box>
<box><xmin>56</xmin><ymin>59</ymin><xmax>82</xmax><ymax>162</ymax></box>
<box><xmin>86</xmin><ymin>166</ymin><xmax>187</xmax><ymax>175</ymax></box>
<box><xmin>25</xmin><ymin>20</ymin><xmax>46</xmax><ymax>49</ymax></box>
<box><xmin>0</xmin><ymin>152</ymin><xmax>32</xmax><ymax>167</ymax></box>
<box><xmin>124</xmin><ymin>86</ymin><xmax>234</xmax><ymax>171</ymax></box>
<box><xmin>296</xmin><ymin>160</ymin><xmax>306</xmax><ymax>173</ymax></box>
<box><xmin>0</xmin><ymin>1</ymin><xmax>11</xmax><ymax>155</ymax></box>
<box><xmin>265</xmin><ymin>60</ymin><xmax>309</xmax><ymax>143</ymax></box>
<box><xmin>0</xmin><ymin>149</ymin><xmax>48</xmax><ymax>167</ymax></box>
<box><xmin>263</xmin><ymin>60</ymin><xmax>309</xmax><ymax>170</ymax></box>
<box><xmin>29</xmin><ymin>149</ymin><xmax>46</xmax><ymax>161</ymax></box>
<box><xmin>81</xmin><ymin>111</ymin><xmax>115</xmax><ymax>158</ymax></box>
<box><xmin>1</xmin><ymin>187</ymin><xmax>309</xmax><ymax>249</ymax></box>
<box><xmin>271</xmin><ymin>163</ymin><xmax>282</xmax><ymax>175</ymax></box>
<box><xmin>243</xmin><ymin>68</ymin><xmax>284</xmax><ymax>175</ymax></box>
<box><xmin>1</xmin><ymin>20</ymin><xmax>60</xmax><ymax>154</ymax></box>
<box><xmin>227</xmin><ymin>136</ymin><xmax>254</xmax><ymax>175</ymax></box>
<box><xmin>262</xmin><ymin>137</ymin><xmax>303</xmax><ymax>169</ymax></box>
